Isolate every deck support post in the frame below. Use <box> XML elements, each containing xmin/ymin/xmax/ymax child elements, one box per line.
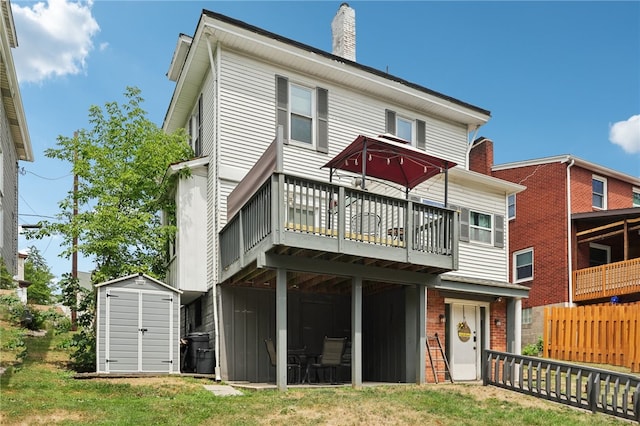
<box><xmin>352</xmin><ymin>276</ymin><xmax>362</xmax><ymax>388</ymax></box>
<box><xmin>417</xmin><ymin>283</ymin><xmax>426</xmax><ymax>384</ymax></box>
<box><xmin>276</xmin><ymin>267</ymin><xmax>287</xmax><ymax>391</ymax></box>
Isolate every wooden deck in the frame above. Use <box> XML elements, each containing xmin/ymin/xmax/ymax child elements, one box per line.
<box><xmin>573</xmin><ymin>258</ymin><xmax>640</xmax><ymax>302</ymax></box>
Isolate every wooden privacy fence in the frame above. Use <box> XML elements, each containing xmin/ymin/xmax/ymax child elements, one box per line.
<box><xmin>543</xmin><ymin>304</ymin><xmax>640</xmax><ymax>373</ymax></box>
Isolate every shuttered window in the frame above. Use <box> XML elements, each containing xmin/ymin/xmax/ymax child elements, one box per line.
<box><xmin>384</xmin><ymin>109</ymin><xmax>426</xmax><ymax>149</ymax></box>
<box><xmin>458</xmin><ymin>207</ymin><xmax>504</xmax><ymax>248</ymax></box>
<box><xmin>275</xmin><ymin>75</ymin><xmax>328</xmax><ymax>153</ymax></box>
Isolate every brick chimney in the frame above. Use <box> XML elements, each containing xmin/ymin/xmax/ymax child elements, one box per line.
<box><xmin>332</xmin><ymin>3</ymin><xmax>356</xmax><ymax>61</ymax></box>
<box><xmin>469</xmin><ymin>137</ymin><xmax>494</xmax><ymax>175</ymax></box>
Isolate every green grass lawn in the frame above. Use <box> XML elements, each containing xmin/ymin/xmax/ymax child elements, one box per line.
<box><xmin>0</xmin><ymin>314</ymin><xmax>630</xmax><ymax>425</ymax></box>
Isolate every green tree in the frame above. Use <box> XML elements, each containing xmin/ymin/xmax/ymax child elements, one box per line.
<box><xmin>0</xmin><ymin>257</ymin><xmax>14</xmax><ymax>289</ymax></box>
<box><xmin>26</xmin><ymin>87</ymin><xmax>192</xmax><ymax>371</ymax></box>
<box><xmin>29</xmin><ymin>86</ymin><xmax>192</xmax><ymax>283</ymax></box>
<box><xmin>24</xmin><ymin>246</ymin><xmax>55</xmax><ymax>305</ymax></box>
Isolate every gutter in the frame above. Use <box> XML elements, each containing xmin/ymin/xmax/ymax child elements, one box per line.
<box><xmin>563</xmin><ymin>156</ymin><xmax>575</xmax><ymax>306</ymax></box>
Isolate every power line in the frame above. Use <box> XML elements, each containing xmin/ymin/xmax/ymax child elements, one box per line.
<box><xmin>20</xmin><ymin>168</ymin><xmax>71</xmax><ymax>181</ymax></box>
<box><xmin>19</xmin><ymin>213</ymin><xmax>57</xmax><ymax>220</ymax></box>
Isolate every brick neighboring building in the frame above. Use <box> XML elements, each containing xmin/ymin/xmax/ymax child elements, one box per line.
<box><xmin>470</xmin><ymin>137</ymin><xmax>640</xmax><ymax>346</ymax></box>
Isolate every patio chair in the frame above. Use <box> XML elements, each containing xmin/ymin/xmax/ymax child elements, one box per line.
<box><xmin>351</xmin><ymin>212</ymin><xmax>381</xmax><ymax>237</ymax></box>
<box><xmin>309</xmin><ymin>336</ymin><xmax>347</xmax><ymax>384</ymax></box>
<box><xmin>264</xmin><ymin>338</ymin><xmax>301</xmax><ymax>384</ymax></box>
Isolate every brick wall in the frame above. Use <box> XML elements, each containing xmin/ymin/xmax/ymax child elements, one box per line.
<box><xmin>469</xmin><ymin>138</ymin><xmax>493</xmax><ymax>175</ymax></box>
<box><xmin>493</xmin><ymin>162</ymin><xmax>569</xmax><ymax>308</ymax></box>
<box><xmin>426</xmin><ymin>290</ymin><xmax>507</xmax><ymax>382</ymax></box>
<box><xmin>570</xmin><ymin>165</ymin><xmax>637</xmax><ymax>212</ymax></box>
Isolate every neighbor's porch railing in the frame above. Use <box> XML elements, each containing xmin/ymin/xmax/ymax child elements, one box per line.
<box><xmin>483</xmin><ymin>349</ymin><xmax>640</xmax><ymax>421</ymax></box>
<box><xmin>573</xmin><ymin>258</ymin><xmax>640</xmax><ymax>302</ymax></box>
<box><xmin>220</xmin><ymin>172</ymin><xmax>457</xmax><ymax>272</ymax></box>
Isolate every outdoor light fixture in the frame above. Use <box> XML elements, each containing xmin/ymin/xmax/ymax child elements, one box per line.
<box><xmin>439</xmin><ymin>314</ymin><xmax>446</xmax><ymax>324</ymax></box>
<box><xmin>494</xmin><ymin>318</ymin><xmax>502</xmax><ymax>327</ymax></box>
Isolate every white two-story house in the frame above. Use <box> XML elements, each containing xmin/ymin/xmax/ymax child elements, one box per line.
<box><xmin>163</xmin><ymin>4</ymin><xmax>528</xmax><ymax>389</ymax></box>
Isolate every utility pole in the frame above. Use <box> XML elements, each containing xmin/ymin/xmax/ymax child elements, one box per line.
<box><xmin>71</xmin><ymin>131</ymin><xmax>78</xmax><ymax>331</ymax></box>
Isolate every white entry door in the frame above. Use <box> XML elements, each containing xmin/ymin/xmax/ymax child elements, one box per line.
<box><xmin>450</xmin><ymin>304</ymin><xmax>478</xmax><ymax>380</ymax></box>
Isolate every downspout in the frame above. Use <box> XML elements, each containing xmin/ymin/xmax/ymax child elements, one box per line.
<box><xmin>206</xmin><ymin>35</ymin><xmax>222</xmax><ymax>381</ymax></box>
<box><xmin>564</xmin><ymin>157</ymin><xmax>575</xmax><ymax>306</ymax></box>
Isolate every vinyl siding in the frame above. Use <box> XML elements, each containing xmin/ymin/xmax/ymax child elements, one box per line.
<box><xmin>173</xmin><ymin>47</ymin><xmax>489</xmax><ymax>290</ymax></box>
<box><xmin>0</xmin><ymin>99</ymin><xmax>18</xmax><ymax>274</ymax></box>
<box><xmin>216</xmin><ymin>50</ymin><xmax>470</xmax><ymax>188</ymax></box>
<box><xmin>413</xmin><ymin>177</ymin><xmax>509</xmax><ymax>282</ymax></box>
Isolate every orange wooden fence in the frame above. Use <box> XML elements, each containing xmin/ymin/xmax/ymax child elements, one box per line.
<box><xmin>543</xmin><ymin>304</ymin><xmax>640</xmax><ymax>373</ymax></box>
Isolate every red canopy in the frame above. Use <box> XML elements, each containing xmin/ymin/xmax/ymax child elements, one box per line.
<box><xmin>322</xmin><ymin>134</ymin><xmax>456</xmax><ymax>191</ymax></box>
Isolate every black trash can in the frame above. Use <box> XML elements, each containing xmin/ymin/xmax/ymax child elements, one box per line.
<box><xmin>184</xmin><ymin>332</ymin><xmax>209</xmax><ymax>373</ymax></box>
<box><xmin>196</xmin><ymin>348</ymin><xmax>215</xmax><ymax>374</ymax></box>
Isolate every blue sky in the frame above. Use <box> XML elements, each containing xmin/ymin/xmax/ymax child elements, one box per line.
<box><xmin>13</xmin><ymin>0</ymin><xmax>640</xmax><ymax>280</ymax></box>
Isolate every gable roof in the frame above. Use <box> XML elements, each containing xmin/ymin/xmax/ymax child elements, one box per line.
<box><xmin>94</xmin><ymin>272</ymin><xmax>182</xmax><ymax>294</ymax></box>
<box><xmin>493</xmin><ymin>155</ymin><xmax>640</xmax><ymax>186</ymax></box>
<box><xmin>164</xmin><ymin>8</ymin><xmax>491</xmax><ymax>134</ymax></box>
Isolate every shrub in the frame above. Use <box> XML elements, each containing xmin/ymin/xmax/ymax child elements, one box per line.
<box><xmin>522</xmin><ymin>336</ymin><xmax>543</xmax><ymax>356</ymax></box>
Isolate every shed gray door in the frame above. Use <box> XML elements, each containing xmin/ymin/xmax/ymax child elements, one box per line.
<box><xmin>106</xmin><ymin>290</ymin><xmax>139</xmax><ymax>372</ymax></box>
<box><xmin>106</xmin><ymin>289</ymin><xmax>174</xmax><ymax>373</ymax></box>
<box><xmin>141</xmin><ymin>292</ymin><xmax>173</xmax><ymax>372</ymax></box>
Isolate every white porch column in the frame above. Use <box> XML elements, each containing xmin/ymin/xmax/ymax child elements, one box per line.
<box><xmin>352</xmin><ymin>276</ymin><xmax>362</xmax><ymax>388</ymax></box>
<box><xmin>276</xmin><ymin>268</ymin><xmax>287</xmax><ymax>391</ymax></box>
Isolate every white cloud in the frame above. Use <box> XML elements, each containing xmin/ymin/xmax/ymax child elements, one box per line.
<box><xmin>609</xmin><ymin>115</ymin><xmax>640</xmax><ymax>154</ymax></box>
<box><xmin>12</xmin><ymin>0</ymin><xmax>100</xmax><ymax>84</ymax></box>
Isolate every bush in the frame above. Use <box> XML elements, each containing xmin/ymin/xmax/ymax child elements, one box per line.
<box><xmin>522</xmin><ymin>336</ymin><xmax>543</xmax><ymax>356</ymax></box>
<box><xmin>0</xmin><ymin>325</ymin><xmax>28</xmax><ymax>365</ymax></box>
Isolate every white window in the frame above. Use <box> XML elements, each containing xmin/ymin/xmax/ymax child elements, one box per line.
<box><xmin>633</xmin><ymin>188</ymin><xmax>640</xmax><ymax>207</ymax></box>
<box><xmin>470</xmin><ymin>211</ymin><xmax>492</xmax><ymax>244</ymax></box>
<box><xmin>189</xmin><ymin>95</ymin><xmax>203</xmax><ymax>157</ymax></box>
<box><xmin>276</xmin><ymin>76</ymin><xmax>328</xmax><ymax>153</ymax></box>
<box><xmin>385</xmin><ymin>109</ymin><xmax>426</xmax><ymax>149</ymax></box>
<box><xmin>396</xmin><ymin>116</ymin><xmax>413</xmax><ymax>142</ymax></box>
<box><xmin>592</xmin><ymin>175</ymin><xmax>607</xmax><ymax>209</ymax></box>
<box><xmin>522</xmin><ymin>308</ymin><xmax>532</xmax><ymax>325</ymax></box>
<box><xmin>290</xmin><ymin>84</ymin><xmax>314</xmax><ymax>145</ymax></box>
<box><xmin>589</xmin><ymin>243</ymin><xmax>610</xmax><ymax>267</ymax></box>
<box><xmin>513</xmin><ymin>248</ymin><xmax>533</xmax><ymax>283</ymax></box>
<box><xmin>507</xmin><ymin>194</ymin><xmax>516</xmax><ymax>220</ymax></box>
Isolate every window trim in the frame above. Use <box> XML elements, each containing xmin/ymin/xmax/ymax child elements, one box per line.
<box><xmin>289</xmin><ymin>82</ymin><xmax>316</xmax><ymax>147</ymax></box>
<box><xmin>633</xmin><ymin>188</ymin><xmax>640</xmax><ymax>207</ymax></box>
<box><xmin>385</xmin><ymin>109</ymin><xmax>426</xmax><ymax>149</ymax></box>
<box><xmin>276</xmin><ymin>75</ymin><xmax>328</xmax><ymax>153</ymax></box>
<box><xmin>592</xmin><ymin>175</ymin><xmax>607</xmax><ymax>209</ymax></box>
<box><xmin>469</xmin><ymin>210</ymin><xmax>493</xmax><ymax>245</ymax></box>
<box><xmin>507</xmin><ymin>194</ymin><xmax>516</xmax><ymax>220</ymax></box>
<box><xmin>395</xmin><ymin>115</ymin><xmax>414</xmax><ymax>143</ymax></box>
<box><xmin>513</xmin><ymin>247</ymin><xmax>534</xmax><ymax>283</ymax></box>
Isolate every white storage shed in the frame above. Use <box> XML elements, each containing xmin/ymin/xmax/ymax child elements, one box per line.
<box><xmin>95</xmin><ymin>273</ymin><xmax>181</xmax><ymax>374</ymax></box>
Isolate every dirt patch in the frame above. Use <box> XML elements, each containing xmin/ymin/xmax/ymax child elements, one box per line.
<box><xmin>97</xmin><ymin>376</ymin><xmax>203</xmax><ymax>391</ymax></box>
<box><xmin>1</xmin><ymin>410</ymin><xmax>86</xmax><ymax>425</ymax></box>
<box><xmin>442</xmin><ymin>383</ymin><xmax>561</xmax><ymax>410</ymax></box>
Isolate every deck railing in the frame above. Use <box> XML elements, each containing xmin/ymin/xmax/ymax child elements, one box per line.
<box><xmin>220</xmin><ymin>173</ymin><xmax>457</xmax><ymax>272</ymax></box>
<box><xmin>483</xmin><ymin>350</ymin><xmax>640</xmax><ymax>421</ymax></box>
<box><xmin>573</xmin><ymin>258</ymin><xmax>640</xmax><ymax>302</ymax></box>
